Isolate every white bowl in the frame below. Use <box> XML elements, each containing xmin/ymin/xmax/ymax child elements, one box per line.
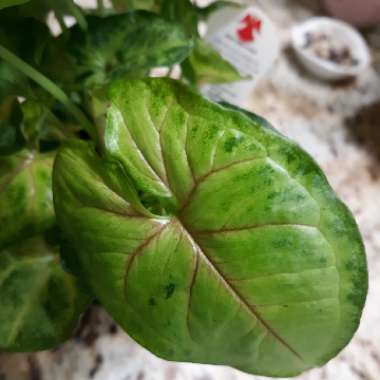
<box><xmin>291</xmin><ymin>17</ymin><xmax>371</xmax><ymax>81</ymax></box>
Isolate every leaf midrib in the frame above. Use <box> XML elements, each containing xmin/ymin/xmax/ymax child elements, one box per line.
<box><xmin>175</xmin><ymin>219</ymin><xmax>305</xmax><ymax>363</ymax></box>
<box><xmin>120</xmin><ymin>216</ymin><xmax>305</xmax><ymax>363</ymax></box>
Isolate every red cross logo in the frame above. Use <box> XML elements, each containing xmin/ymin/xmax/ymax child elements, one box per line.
<box><xmin>237</xmin><ymin>14</ymin><xmax>262</xmax><ymax>43</ymax></box>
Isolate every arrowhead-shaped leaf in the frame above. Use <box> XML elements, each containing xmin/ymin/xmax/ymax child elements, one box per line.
<box><xmin>53</xmin><ymin>79</ymin><xmax>367</xmax><ymax>377</ymax></box>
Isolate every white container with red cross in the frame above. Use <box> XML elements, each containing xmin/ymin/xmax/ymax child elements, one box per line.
<box><xmin>201</xmin><ymin>6</ymin><xmax>280</xmax><ymax>106</ymax></box>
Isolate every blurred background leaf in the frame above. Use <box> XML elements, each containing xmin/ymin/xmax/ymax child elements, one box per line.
<box><xmin>181</xmin><ymin>38</ymin><xmax>244</xmax><ymax>85</ymax></box>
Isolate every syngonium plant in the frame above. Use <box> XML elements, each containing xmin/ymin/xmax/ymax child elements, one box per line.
<box><xmin>0</xmin><ymin>0</ymin><xmax>241</xmax><ymax>352</ymax></box>
<box><xmin>0</xmin><ymin>0</ymin><xmax>367</xmax><ymax>378</ymax></box>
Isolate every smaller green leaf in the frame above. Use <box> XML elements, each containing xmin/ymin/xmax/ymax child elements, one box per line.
<box><xmin>0</xmin><ymin>151</ymin><xmax>55</xmax><ymax>249</ymax></box>
<box><xmin>0</xmin><ymin>235</ymin><xmax>91</xmax><ymax>352</ymax></box>
<box><xmin>181</xmin><ymin>39</ymin><xmax>244</xmax><ymax>85</ymax></box>
<box><xmin>66</xmin><ymin>11</ymin><xmax>193</xmax><ymax>87</ymax></box>
<box><xmin>0</xmin><ymin>97</ymin><xmax>25</xmax><ymax>155</ymax></box>
<box><xmin>0</xmin><ymin>0</ymin><xmax>29</xmax><ymax>10</ymax></box>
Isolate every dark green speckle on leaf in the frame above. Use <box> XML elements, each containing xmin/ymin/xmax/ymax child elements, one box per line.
<box><xmin>224</xmin><ymin>136</ymin><xmax>241</xmax><ymax>152</ymax></box>
<box><xmin>164</xmin><ymin>283</ymin><xmax>176</xmax><ymax>299</ymax></box>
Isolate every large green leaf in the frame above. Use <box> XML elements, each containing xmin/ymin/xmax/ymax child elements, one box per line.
<box><xmin>53</xmin><ymin>78</ymin><xmax>367</xmax><ymax>377</ymax></box>
<box><xmin>0</xmin><ymin>151</ymin><xmax>54</xmax><ymax>249</ymax></box>
<box><xmin>182</xmin><ymin>39</ymin><xmax>244</xmax><ymax>85</ymax></box>
<box><xmin>65</xmin><ymin>11</ymin><xmax>193</xmax><ymax>87</ymax></box>
<box><xmin>0</xmin><ymin>234</ymin><xmax>90</xmax><ymax>351</ymax></box>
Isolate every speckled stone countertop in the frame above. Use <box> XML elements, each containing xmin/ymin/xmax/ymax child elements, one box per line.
<box><xmin>1</xmin><ymin>1</ymin><xmax>380</xmax><ymax>379</ymax></box>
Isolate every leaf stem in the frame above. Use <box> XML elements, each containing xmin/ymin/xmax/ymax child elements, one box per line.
<box><xmin>55</xmin><ymin>11</ymin><xmax>68</xmax><ymax>33</ymax></box>
<box><xmin>97</xmin><ymin>0</ymin><xmax>104</xmax><ymax>12</ymax></box>
<box><xmin>65</xmin><ymin>0</ymin><xmax>88</xmax><ymax>30</ymax></box>
<box><xmin>125</xmin><ymin>0</ymin><xmax>134</xmax><ymax>11</ymax></box>
<box><xmin>0</xmin><ymin>44</ymin><xmax>95</xmax><ymax>139</ymax></box>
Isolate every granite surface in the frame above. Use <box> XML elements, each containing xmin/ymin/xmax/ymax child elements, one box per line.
<box><xmin>1</xmin><ymin>1</ymin><xmax>380</xmax><ymax>379</ymax></box>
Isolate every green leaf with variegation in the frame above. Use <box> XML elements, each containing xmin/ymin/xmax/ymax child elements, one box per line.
<box><xmin>0</xmin><ymin>234</ymin><xmax>90</xmax><ymax>352</ymax></box>
<box><xmin>65</xmin><ymin>11</ymin><xmax>193</xmax><ymax>87</ymax></box>
<box><xmin>0</xmin><ymin>151</ymin><xmax>54</xmax><ymax>249</ymax></box>
<box><xmin>53</xmin><ymin>78</ymin><xmax>367</xmax><ymax>377</ymax></box>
